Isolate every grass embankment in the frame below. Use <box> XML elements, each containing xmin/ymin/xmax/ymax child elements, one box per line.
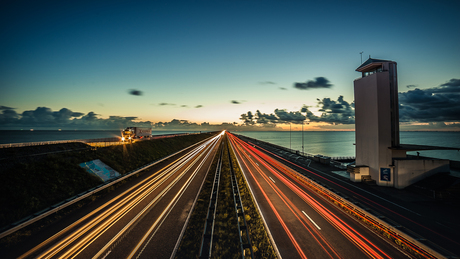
<box><xmin>227</xmin><ymin>138</ymin><xmax>277</xmax><ymax>259</ymax></box>
<box><xmin>0</xmin><ymin>133</ymin><xmax>214</xmax><ymax>230</ymax></box>
<box><xmin>175</xmin><ymin>136</ymin><xmax>276</xmax><ymax>258</ymax></box>
<box><xmin>212</xmin><ymin>139</ymin><xmax>240</xmax><ymax>258</ymax></box>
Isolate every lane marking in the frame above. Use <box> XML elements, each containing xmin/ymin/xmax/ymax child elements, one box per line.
<box><xmin>254</xmin><ymin>144</ymin><xmax>423</xmax><ymax>216</ymax></box>
<box><xmin>302</xmin><ymin>211</ymin><xmax>321</xmax><ymax>230</ymax></box>
<box><xmin>269</xmin><ymin>176</ymin><xmax>276</xmax><ymax>183</ymax></box>
<box><xmin>305</xmin><ymin>166</ymin><xmax>422</xmax><ymax>216</ymax></box>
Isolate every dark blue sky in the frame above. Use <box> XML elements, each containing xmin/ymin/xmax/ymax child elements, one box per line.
<box><xmin>1</xmin><ymin>0</ymin><xmax>459</xmax><ymax>130</ymax></box>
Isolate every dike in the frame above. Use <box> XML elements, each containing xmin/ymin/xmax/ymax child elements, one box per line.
<box><xmin>0</xmin><ymin>133</ymin><xmax>215</xmax><ymax>230</ymax></box>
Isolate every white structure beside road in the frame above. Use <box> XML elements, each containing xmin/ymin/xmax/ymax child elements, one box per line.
<box><xmin>350</xmin><ymin>58</ymin><xmax>454</xmax><ymax>188</ymax></box>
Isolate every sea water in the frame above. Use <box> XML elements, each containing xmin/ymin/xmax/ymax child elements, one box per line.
<box><xmin>1</xmin><ymin>130</ymin><xmax>459</xmax><ymax>162</ymax></box>
<box><xmin>236</xmin><ymin>131</ymin><xmax>460</xmax><ymax>162</ymax></box>
<box><xmin>0</xmin><ymin>130</ymin><xmax>200</xmax><ymax>144</ymax></box>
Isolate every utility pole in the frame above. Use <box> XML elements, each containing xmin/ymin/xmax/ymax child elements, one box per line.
<box><xmin>360</xmin><ymin>51</ymin><xmax>363</xmax><ymax>64</ymax></box>
<box><xmin>302</xmin><ymin>121</ymin><xmax>304</xmax><ymax>155</ymax></box>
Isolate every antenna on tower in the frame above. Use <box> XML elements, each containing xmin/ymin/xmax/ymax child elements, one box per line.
<box><xmin>360</xmin><ymin>52</ymin><xmax>363</xmax><ymax>64</ymax></box>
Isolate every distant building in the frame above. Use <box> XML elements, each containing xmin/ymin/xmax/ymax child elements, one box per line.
<box><xmin>350</xmin><ymin>58</ymin><xmax>454</xmax><ymax>188</ymax></box>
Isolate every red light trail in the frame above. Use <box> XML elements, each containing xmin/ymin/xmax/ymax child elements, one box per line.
<box><xmin>228</xmin><ymin>133</ymin><xmax>399</xmax><ymax>259</ymax></box>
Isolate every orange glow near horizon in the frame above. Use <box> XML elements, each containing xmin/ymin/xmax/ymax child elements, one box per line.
<box><xmin>277</xmin><ymin>122</ymin><xmax>355</xmax><ymax>131</ymax></box>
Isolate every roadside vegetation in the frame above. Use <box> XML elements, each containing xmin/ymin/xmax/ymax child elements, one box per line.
<box><xmin>174</xmin><ymin>142</ymin><xmax>221</xmax><ymax>258</ymax></box>
<box><xmin>227</xmin><ymin>139</ymin><xmax>277</xmax><ymax>259</ymax></box>
<box><xmin>175</xmin><ymin>136</ymin><xmax>276</xmax><ymax>258</ymax></box>
<box><xmin>0</xmin><ymin>133</ymin><xmax>214</xmax><ymax>230</ymax></box>
<box><xmin>212</xmin><ymin>140</ymin><xmax>240</xmax><ymax>258</ymax></box>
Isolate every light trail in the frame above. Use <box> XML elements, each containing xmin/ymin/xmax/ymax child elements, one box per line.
<box><xmin>228</xmin><ymin>133</ymin><xmax>400</xmax><ymax>259</ymax></box>
<box><xmin>229</xmin><ymin>134</ymin><xmax>329</xmax><ymax>259</ymax></box>
<box><xmin>41</xmin><ymin>144</ymin><xmax>207</xmax><ymax>258</ymax></box>
<box><xmin>235</xmin><ymin>149</ymin><xmax>308</xmax><ymax>259</ymax></box>
<box><xmin>126</xmin><ymin>137</ymin><xmax>219</xmax><ymax>259</ymax></box>
<box><xmin>23</xmin><ymin>142</ymin><xmax>209</xmax><ymax>258</ymax></box>
<box><xmin>235</xmin><ymin>134</ymin><xmax>394</xmax><ymax>258</ymax></box>
<box><xmin>253</xmin><ymin>142</ymin><xmax>460</xmax><ymax>249</ymax></box>
<box><xmin>21</xmin><ymin>133</ymin><xmax>222</xmax><ymax>259</ymax></box>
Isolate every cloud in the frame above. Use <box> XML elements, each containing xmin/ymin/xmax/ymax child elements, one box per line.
<box><xmin>279</xmin><ymin>87</ymin><xmax>287</xmax><ymax>90</ymax></box>
<box><xmin>240</xmin><ymin>111</ymin><xmax>255</xmax><ymax>125</ymax></box>
<box><xmin>255</xmin><ymin>110</ymin><xmax>278</xmax><ymax>124</ymax></box>
<box><xmin>274</xmin><ymin>109</ymin><xmax>305</xmax><ymax>123</ymax></box>
<box><xmin>259</xmin><ymin>81</ymin><xmax>276</xmax><ymax>85</ymax></box>
<box><xmin>0</xmin><ymin>106</ymin><xmax>152</xmax><ymax>130</ymax></box>
<box><xmin>231</xmin><ymin>100</ymin><xmax>241</xmax><ymax>104</ymax></box>
<box><xmin>432</xmin><ymin>78</ymin><xmax>460</xmax><ymax>93</ymax></box>
<box><xmin>195</xmin><ymin>105</ymin><xmax>203</xmax><ymax>108</ymax></box>
<box><xmin>153</xmin><ymin>119</ymin><xmax>277</xmax><ymax>131</ymax></box>
<box><xmin>399</xmin><ymin>90</ymin><xmax>460</xmax><ymax>122</ymax></box>
<box><xmin>154</xmin><ymin>119</ymin><xmax>198</xmax><ymax>129</ymax></box>
<box><xmin>317</xmin><ymin>96</ymin><xmax>354</xmax><ymax>115</ymax></box>
<box><xmin>399</xmin><ymin>78</ymin><xmax>460</xmax><ymax>122</ymax></box>
<box><xmin>242</xmin><ymin>109</ymin><xmax>306</xmax><ymax>125</ymax></box>
<box><xmin>307</xmin><ymin>96</ymin><xmax>355</xmax><ymax>124</ymax></box>
<box><xmin>241</xmin><ymin>95</ymin><xmax>355</xmax><ymax>126</ymax></box>
<box><xmin>180</xmin><ymin>105</ymin><xmax>188</xmax><ymax>108</ymax></box>
<box><xmin>53</xmin><ymin>108</ymin><xmax>84</xmax><ymax>123</ymax></box>
<box><xmin>440</xmin><ymin>78</ymin><xmax>460</xmax><ymax>87</ymax></box>
<box><xmin>0</xmin><ymin>106</ymin><xmax>84</xmax><ymax>128</ymax></box>
<box><xmin>129</xmin><ymin>89</ymin><xmax>143</xmax><ymax>96</ymax></box>
<box><xmin>294</xmin><ymin>77</ymin><xmax>333</xmax><ymax>90</ymax></box>
<box><xmin>0</xmin><ymin>106</ymin><xmax>19</xmax><ymax>124</ymax></box>
<box><xmin>406</xmin><ymin>85</ymin><xmax>417</xmax><ymax>89</ymax></box>
<box><xmin>159</xmin><ymin>103</ymin><xmax>176</xmax><ymax>106</ymax></box>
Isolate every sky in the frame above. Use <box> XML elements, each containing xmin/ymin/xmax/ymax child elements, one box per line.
<box><xmin>1</xmin><ymin>0</ymin><xmax>459</xmax><ymax>131</ymax></box>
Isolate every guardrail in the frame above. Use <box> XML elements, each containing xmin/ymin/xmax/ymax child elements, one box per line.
<box><xmin>235</xmin><ymin>135</ymin><xmax>355</xmax><ymax>161</ymax></box>
<box><xmin>227</xmin><ymin>142</ymin><xmax>254</xmax><ymax>259</ymax></box>
<box><xmin>228</xmin><ymin>137</ymin><xmax>282</xmax><ymax>259</ymax></box>
<box><xmin>0</xmin><ymin>133</ymin><xmax>198</xmax><ymax>149</ymax></box>
<box><xmin>233</xmin><ymin>134</ymin><xmax>448</xmax><ymax>258</ymax></box>
<box><xmin>283</xmin><ymin>165</ymin><xmax>446</xmax><ymax>258</ymax></box>
<box><xmin>0</xmin><ymin>137</ymin><xmax>120</xmax><ymax>148</ymax></box>
<box><xmin>199</xmin><ymin>144</ymin><xmax>223</xmax><ymax>259</ymax></box>
<box><xmin>0</xmin><ymin>135</ymin><xmax>213</xmax><ymax>240</ymax></box>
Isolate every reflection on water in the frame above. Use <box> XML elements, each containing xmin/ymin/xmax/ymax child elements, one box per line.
<box><xmin>236</xmin><ymin>131</ymin><xmax>460</xmax><ymax>162</ymax></box>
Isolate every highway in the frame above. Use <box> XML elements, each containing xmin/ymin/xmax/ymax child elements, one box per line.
<box><xmin>237</xmin><ymin>134</ymin><xmax>459</xmax><ymax>258</ymax></box>
<box><xmin>228</xmin><ymin>133</ymin><xmax>409</xmax><ymax>259</ymax></box>
<box><xmin>18</xmin><ymin>132</ymin><xmax>223</xmax><ymax>259</ymax></box>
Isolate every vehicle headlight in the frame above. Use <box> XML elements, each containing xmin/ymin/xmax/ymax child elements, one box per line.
<box><xmin>121</xmin><ymin>137</ymin><xmax>125</xmax><ymax>141</ymax></box>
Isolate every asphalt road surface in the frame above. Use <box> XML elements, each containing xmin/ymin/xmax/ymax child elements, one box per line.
<box><xmin>228</xmin><ymin>132</ymin><xmax>410</xmax><ymax>259</ymax></box>
<box><xmin>17</xmin><ymin>133</ymin><xmax>223</xmax><ymax>259</ymax></box>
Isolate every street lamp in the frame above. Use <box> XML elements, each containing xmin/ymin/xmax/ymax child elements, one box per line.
<box><xmin>302</xmin><ymin>121</ymin><xmax>304</xmax><ymax>155</ymax></box>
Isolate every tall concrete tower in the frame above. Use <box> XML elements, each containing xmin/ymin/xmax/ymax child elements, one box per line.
<box><xmin>351</xmin><ymin>58</ymin><xmax>453</xmax><ymax>188</ymax></box>
<box><xmin>353</xmin><ymin>58</ymin><xmax>399</xmax><ymax>186</ymax></box>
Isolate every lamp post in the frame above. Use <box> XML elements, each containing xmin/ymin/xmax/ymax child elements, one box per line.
<box><xmin>290</xmin><ymin>123</ymin><xmax>291</xmax><ymax>151</ymax></box>
<box><xmin>302</xmin><ymin>121</ymin><xmax>304</xmax><ymax>155</ymax></box>
<box><xmin>301</xmin><ymin>111</ymin><xmax>308</xmax><ymax>156</ymax></box>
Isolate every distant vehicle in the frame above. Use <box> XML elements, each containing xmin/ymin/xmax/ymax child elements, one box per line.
<box><xmin>121</xmin><ymin>127</ymin><xmax>152</xmax><ymax>141</ymax></box>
